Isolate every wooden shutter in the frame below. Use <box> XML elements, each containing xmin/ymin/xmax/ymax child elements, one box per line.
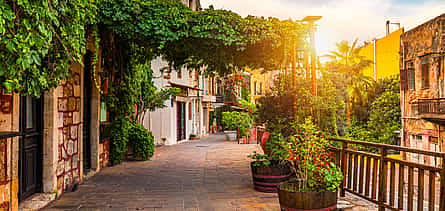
<box><xmin>422</xmin><ymin>63</ymin><xmax>430</xmax><ymax>89</ymax></box>
<box><xmin>189</xmin><ymin>102</ymin><xmax>192</xmax><ymax>120</ymax></box>
<box><xmin>400</xmin><ymin>69</ymin><xmax>407</xmax><ymax>91</ymax></box>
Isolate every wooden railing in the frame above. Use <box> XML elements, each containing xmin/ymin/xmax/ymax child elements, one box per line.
<box><xmin>329</xmin><ymin>137</ymin><xmax>445</xmax><ymax>211</ymax></box>
<box><xmin>412</xmin><ymin>98</ymin><xmax>445</xmax><ymax>115</ymax></box>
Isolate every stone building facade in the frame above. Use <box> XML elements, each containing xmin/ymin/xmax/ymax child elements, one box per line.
<box><xmin>400</xmin><ymin>14</ymin><xmax>445</xmax><ymax>166</ymax></box>
<box><xmin>0</xmin><ymin>34</ymin><xmax>110</xmax><ymax>209</ymax></box>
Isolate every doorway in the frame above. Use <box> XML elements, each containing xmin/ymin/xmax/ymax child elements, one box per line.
<box><xmin>177</xmin><ymin>102</ymin><xmax>186</xmax><ymax>141</ymax></box>
<box><xmin>83</xmin><ymin>51</ymin><xmax>93</xmax><ymax>171</ymax></box>
<box><xmin>19</xmin><ymin>96</ymin><xmax>43</xmax><ymax>201</ymax></box>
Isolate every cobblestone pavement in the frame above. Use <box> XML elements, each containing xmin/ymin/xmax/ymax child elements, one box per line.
<box><xmin>44</xmin><ymin>134</ymin><xmax>377</xmax><ymax>211</ymax></box>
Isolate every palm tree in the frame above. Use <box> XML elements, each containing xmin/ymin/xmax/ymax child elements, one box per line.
<box><xmin>324</xmin><ymin>39</ymin><xmax>372</xmax><ymax>123</ymax></box>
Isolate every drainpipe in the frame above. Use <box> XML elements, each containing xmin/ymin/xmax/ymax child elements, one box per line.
<box><xmin>401</xmin><ymin>38</ymin><xmax>406</xmax><ymax>152</ymax></box>
<box><xmin>373</xmin><ymin>39</ymin><xmax>377</xmax><ymax>81</ymax></box>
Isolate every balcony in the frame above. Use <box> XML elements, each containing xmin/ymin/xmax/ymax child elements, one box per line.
<box><xmin>412</xmin><ymin>98</ymin><xmax>445</xmax><ymax>125</ymax></box>
<box><xmin>215</xmin><ymin>95</ymin><xmax>224</xmax><ymax>103</ymax></box>
<box><xmin>201</xmin><ymin>95</ymin><xmax>216</xmax><ymax>103</ymax></box>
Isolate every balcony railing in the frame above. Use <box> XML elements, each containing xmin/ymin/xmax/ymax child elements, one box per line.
<box><xmin>412</xmin><ymin>98</ymin><xmax>445</xmax><ymax>115</ymax></box>
<box><xmin>329</xmin><ymin>138</ymin><xmax>445</xmax><ymax>211</ymax></box>
<box><xmin>215</xmin><ymin>95</ymin><xmax>223</xmax><ymax>103</ymax></box>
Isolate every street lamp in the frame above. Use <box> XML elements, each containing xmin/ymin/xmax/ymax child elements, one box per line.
<box><xmin>301</xmin><ymin>16</ymin><xmax>322</xmax><ymax>96</ymax></box>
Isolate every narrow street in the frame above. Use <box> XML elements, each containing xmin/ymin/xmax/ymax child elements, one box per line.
<box><xmin>44</xmin><ymin>135</ymin><xmax>375</xmax><ymax>211</ymax></box>
<box><xmin>44</xmin><ymin>134</ymin><xmax>281</xmax><ymax>210</ymax></box>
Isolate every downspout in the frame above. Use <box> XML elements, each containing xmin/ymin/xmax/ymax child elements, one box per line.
<box><xmin>373</xmin><ymin>39</ymin><xmax>377</xmax><ymax>81</ymax></box>
<box><xmin>401</xmin><ymin>37</ymin><xmax>406</xmax><ymax>152</ymax></box>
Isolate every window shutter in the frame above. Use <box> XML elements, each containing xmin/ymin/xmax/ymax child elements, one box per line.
<box><xmin>189</xmin><ymin>102</ymin><xmax>192</xmax><ymax>120</ymax></box>
<box><xmin>400</xmin><ymin>69</ymin><xmax>407</xmax><ymax>91</ymax></box>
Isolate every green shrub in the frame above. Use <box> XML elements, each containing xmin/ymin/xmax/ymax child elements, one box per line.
<box><xmin>129</xmin><ymin>123</ymin><xmax>155</xmax><ymax>160</ymax></box>
<box><xmin>106</xmin><ymin>116</ymin><xmax>132</xmax><ymax>164</ymax></box>
<box><xmin>105</xmin><ymin>117</ymin><xmax>155</xmax><ymax>164</ymax></box>
<box><xmin>222</xmin><ymin>111</ymin><xmax>253</xmax><ymax>136</ymax></box>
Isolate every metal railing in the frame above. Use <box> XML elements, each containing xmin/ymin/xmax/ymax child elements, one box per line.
<box><xmin>215</xmin><ymin>95</ymin><xmax>224</xmax><ymax>103</ymax></box>
<box><xmin>329</xmin><ymin>137</ymin><xmax>445</xmax><ymax>211</ymax></box>
<box><xmin>412</xmin><ymin>98</ymin><xmax>445</xmax><ymax>115</ymax></box>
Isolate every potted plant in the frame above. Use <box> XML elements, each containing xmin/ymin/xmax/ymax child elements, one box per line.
<box><xmin>161</xmin><ymin>137</ymin><xmax>167</xmax><ymax>145</ymax></box>
<box><xmin>277</xmin><ymin>118</ymin><xmax>343</xmax><ymax>210</ymax></box>
<box><xmin>249</xmin><ymin>133</ymin><xmax>292</xmax><ymax>193</ymax></box>
<box><xmin>189</xmin><ymin>134</ymin><xmax>197</xmax><ymax>140</ymax></box>
<box><xmin>222</xmin><ymin>111</ymin><xmax>238</xmax><ymax>141</ymax></box>
<box><xmin>222</xmin><ymin>111</ymin><xmax>252</xmax><ymax>141</ymax></box>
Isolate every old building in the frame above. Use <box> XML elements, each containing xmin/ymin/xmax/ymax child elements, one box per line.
<box><xmin>143</xmin><ymin>0</ymin><xmax>218</xmax><ymax>145</ymax></box>
<box><xmin>0</xmin><ymin>34</ymin><xmax>110</xmax><ymax>209</ymax></box>
<box><xmin>249</xmin><ymin>69</ymin><xmax>280</xmax><ymax>104</ymax></box>
<box><xmin>400</xmin><ymin>14</ymin><xmax>445</xmax><ymax>166</ymax></box>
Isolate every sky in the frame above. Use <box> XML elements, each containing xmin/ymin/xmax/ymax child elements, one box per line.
<box><xmin>200</xmin><ymin>0</ymin><xmax>445</xmax><ymax>58</ymax></box>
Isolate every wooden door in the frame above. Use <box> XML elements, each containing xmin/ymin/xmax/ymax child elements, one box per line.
<box><xmin>83</xmin><ymin>51</ymin><xmax>92</xmax><ymax>171</ymax></box>
<box><xmin>19</xmin><ymin>96</ymin><xmax>43</xmax><ymax>201</ymax></box>
<box><xmin>177</xmin><ymin>102</ymin><xmax>186</xmax><ymax>141</ymax></box>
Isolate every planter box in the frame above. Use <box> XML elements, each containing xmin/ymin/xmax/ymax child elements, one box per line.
<box><xmin>224</xmin><ymin>130</ymin><xmax>237</xmax><ymax>141</ymax></box>
<box><xmin>277</xmin><ymin>181</ymin><xmax>337</xmax><ymax>210</ymax></box>
<box><xmin>250</xmin><ymin>161</ymin><xmax>292</xmax><ymax>193</ymax></box>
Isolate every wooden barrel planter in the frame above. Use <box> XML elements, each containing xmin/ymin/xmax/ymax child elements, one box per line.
<box><xmin>250</xmin><ymin>161</ymin><xmax>292</xmax><ymax>193</ymax></box>
<box><xmin>277</xmin><ymin>181</ymin><xmax>337</xmax><ymax>211</ymax></box>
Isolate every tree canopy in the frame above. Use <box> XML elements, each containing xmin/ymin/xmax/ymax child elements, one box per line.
<box><xmin>0</xmin><ymin>0</ymin><xmax>309</xmax><ymax>96</ymax></box>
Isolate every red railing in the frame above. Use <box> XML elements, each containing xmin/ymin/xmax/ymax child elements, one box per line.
<box><xmin>329</xmin><ymin>138</ymin><xmax>445</xmax><ymax>211</ymax></box>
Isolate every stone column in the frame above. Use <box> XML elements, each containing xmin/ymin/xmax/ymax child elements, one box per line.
<box><xmin>42</xmin><ymin>88</ymin><xmax>60</xmax><ymax>192</ymax></box>
<box><xmin>90</xmin><ymin>85</ymin><xmax>101</xmax><ymax>171</ymax></box>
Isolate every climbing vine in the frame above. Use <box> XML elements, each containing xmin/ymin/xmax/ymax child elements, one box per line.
<box><xmin>0</xmin><ymin>0</ymin><xmax>310</xmax><ymax>163</ymax></box>
<box><xmin>0</xmin><ymin>0</ymin><xmax>98</xmax><ymax>96</ymax></box>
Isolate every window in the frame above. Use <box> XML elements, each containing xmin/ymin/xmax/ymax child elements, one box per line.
<box><xmin>410</xmin><ymin>135</ymin><xmax>424</xmax><ymax>164</ymax></box>
<box><xmin>430</xmin><ymin>137</ymin><xmax>439</xmax><ymax>166</ymax></box>
<box><xmin>178</xmin><ymin>69</ymin><xmax>182</xmax><ymax>79</ymax></box>
<box><xmin>259</xmin><ymin>83</ymin><xmax>262</xmax><ymax>95</ymax></box>
<box><xmin>189</xmin><ymin>102</ymin><xmax>192</xmax><ymax>120</ymax></box>
<box><xmin>99</xmin><ymin>101</ymin><xmax>110</xmax><ymax>142</ymax></box>
<box><xmin>406</xmin><ymin>61</ymin><xmax>415</xmax><ymax>90</ymax></box>
<box><xmin>254</xmin><ymin>82</ymin><xmax>257</xmax><ymax>95</ymax></box>
<box><xmin>421</xmin><ymin>57</ymin><xmax>430</xmax><ymax>89</ymax></box>
<box><xmin>100</xmin><ymin>102</ymin><xmax>108</xmax><ymax>123</ymax></box>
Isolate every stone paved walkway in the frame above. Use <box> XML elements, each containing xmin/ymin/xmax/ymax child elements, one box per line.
<box><xmin>44</xmin><ymin>134</ymin><xmax>377</xmax><ymax>211</ymax></box>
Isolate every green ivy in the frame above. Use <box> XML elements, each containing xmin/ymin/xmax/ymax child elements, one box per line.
<box><xmin>0</xmin><ymin>0</ymin><xmax>98</xmax><ymax>96</ymax></box>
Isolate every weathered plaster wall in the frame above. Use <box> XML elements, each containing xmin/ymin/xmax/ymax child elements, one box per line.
<box><xmin>0</xmin><ymin>93</ymin><xmax>20</xmax><ymax>210</ymax></box>
<box><xmin>401</xmin><ymin>14</ymin><xmax>445</xmax><ymax>164</ymax></box>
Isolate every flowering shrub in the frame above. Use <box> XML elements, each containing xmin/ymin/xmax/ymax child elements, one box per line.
<box><xmin>249</xmin><ymin>132</ymin><xmax>290</xmax><ymax>166</ymax></box>
<box><xmin>287</xmin><ymin>118</ymin><xmax>343</xmax><ymax>192</ymax></box>
<box><xmin>223</xmin><ymin>74</ymin><xmax>249</xmax><ymax>106</ymax></box>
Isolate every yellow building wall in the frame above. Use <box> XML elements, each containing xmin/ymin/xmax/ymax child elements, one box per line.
<box><xmin>360</xmin><ymin>28</ymin><xmax>403</xmax><ymax>80</ymax></box>
<box><xmin>249</xmin><ymin>69</ymin><xmax>277</xmax><ymax>103</ymax></box>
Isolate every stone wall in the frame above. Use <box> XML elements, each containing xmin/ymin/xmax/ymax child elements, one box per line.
<box><xmin>56</xmin><ymin>65</ymin><xmax>82</xmax><ymax>193</ymax></box>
